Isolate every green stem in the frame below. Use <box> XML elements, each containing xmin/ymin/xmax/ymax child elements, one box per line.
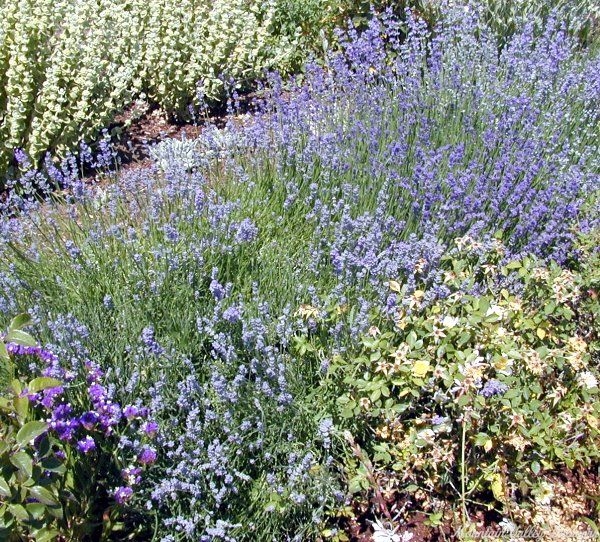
<box><xmin>461</xmin><ymin>418</ymin><xmax>468</xmax><ymax>526</ymax></box>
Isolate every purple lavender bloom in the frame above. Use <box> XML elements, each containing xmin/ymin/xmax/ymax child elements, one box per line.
<box><xmin>14</xmin><ymin>148</ymin><xmax>31</xmax><ymax>168</ymax></box>
<box><xmin>234</xmin><ymin>218</ymin><xmax>258</xmax><ymax>243</ymax></box>
<box><xmin>141</xmin><ymin>326</ymin><xmax>164</xmax><ymax>356</ymax></box>
<box><xmin>64</xmin><ymin>240</ymin><xmax>81</xmax><ymax>259</ymax></box>
<box><xmin>162</xmin><ymin>224</ymin><xmax>180</xmax><ymax>243</ymax></box>
<box><xmin>480</xmin><ymin>379</ymin><xmax>509</xmax><ymax>398</ymax></box>
<box><xmin>76</xmin><ymin>436</ymin><xmax>96</xmax><ymax>454</ymax></box>
<box><xmin>209</xmin><ymin>279</ymin><xmax>226</xmax><ymax>301</ymax></box>
<box><xmin>113</xmin><ymin>486</ymin><xmax>133</xmax><ymax>504</ymax></box>
<box><xmin>222</xmin><ymin>305</ymin><xmax>242</xmax><ymax>323</ymax></box>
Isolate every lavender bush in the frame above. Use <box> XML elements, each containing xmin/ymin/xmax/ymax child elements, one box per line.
<box><xmin>0</xmin><ymin>4</ymin><xmax>598</xmax><ymax>540</ymax></box>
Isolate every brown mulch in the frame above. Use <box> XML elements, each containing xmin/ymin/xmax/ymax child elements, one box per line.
<box><xmin>339</xmin><ymin>466</ymin><xmax>600</xmax><ymax>541</ymax></box>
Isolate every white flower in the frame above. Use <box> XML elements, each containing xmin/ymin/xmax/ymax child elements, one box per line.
<box><xmin>441</xmin><ymin>315</ymin><xmax>459</xmax><ymax>329</ymax></box>
<box><xmin>533</xmin><ymin>481</ymin><xmax>554</xmax><ymax>506</ymax></box>
<box><xmin>577</xmin><ymin>371</ymin><xmax>598</xmax><ymax>390</ymax></box>
<box><xmin>498</xmin><ymin>518</ymin><xmax>517</xmax><ymax>533</ymax></box>
<box><xmin>485</xmin><ymin>304</ymin><xmax>507</xmax><ymax>319</ymax></box>
<box><xmin>372</xmin><ymin>518</ymin><xmax>414</xmax><ymax>542</ymax></box>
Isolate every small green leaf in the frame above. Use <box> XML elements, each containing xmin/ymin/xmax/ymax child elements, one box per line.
<box><xmin>0</xmin><ymin>477</ymin><xmax>11</xmax><ymax>498</ymax></box>
<box><xmin>456</xmin><ymin>395</ymin><xmax>470</xmax><ymax>407</ymax></box>
<box><xmin>30</xmin><ymin>528</ymin><xmax>61</xmax><ymax>542</ymax></box>
<box><xmin>8</xmin><ymin>314</ymin><xmax>32</xmax><ymax>332</ymax></box>
<box><xmin>8</xmin><ymin>504</ymin><xmax>28</xmax><ymax>522</ymax></box>
<box><xmin>13</xmin><ymin>395</ymin><xmax>29</xmax><ymax>420</ymax></box>
<box><xmin>26</xmin><ymin>502</ymin><xmax>46</xmax><ymax>519</ymax></box>
<box><xmin>10</xmin><ymin>379</ymin><xmax>22</xmax><ymax>395</ymax></box>
<box><xmin>40</xmin><ymin>457</ymin><xmax>66</xmax><ymax>474</ymax></box>
<box><xmin>10</xmin><ymin>451</ymin><xmax>33</xmax><ymax>478</ymax></box>
<box><xmin>531</xmin><ymin>461</ymin><xmax>541</xmax><ymax>475</ymax></box>
<box><xmin>4</xmin><ymin>330</ymin><xmax>37</xmax><ymax>347</ymax></box>
<box><xmin>16</xmin><ymin>421</ymin><xmax>48</xmax><ymax>447</ymax></box>
<box><xmin>46</xmin><ymin>504</ymin><xmax>63</xmax><ymax>520</ymax></box>
<box><xmin>28</xmin><ymin>486</ymin><xmax>58</xmax><ymax>506</ymax></box>
<box><xmin>28</xmin><ymin>377</ymin><xmax>62</xmax><ymax>393</ymax></box>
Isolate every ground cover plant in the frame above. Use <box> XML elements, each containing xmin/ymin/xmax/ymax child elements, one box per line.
<box><xmin>0</xmin><ymin>2</ymin><xmax>599</xmax><ymax>540</ymax></box>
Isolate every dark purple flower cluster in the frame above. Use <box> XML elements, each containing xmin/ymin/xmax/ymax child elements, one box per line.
<box><xmin>6</xmin><ymin>342</ymin><xmax>157</xmax><ymax>505</ymax></box>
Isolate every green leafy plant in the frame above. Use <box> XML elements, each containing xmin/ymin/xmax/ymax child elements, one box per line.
<box><xmin>0</xmin><ymin>315</ymin><xmax>66</xmax><ymax>541</ymax></box>
<box><xmin>0</xmin><ymin>315</ymin><xmax>157</xmax><ymax>541</ymax></box>
<box><xmin>308</xmin><ymin>236</ymin><xmax>600</xmax><ymax>523</ymax></box>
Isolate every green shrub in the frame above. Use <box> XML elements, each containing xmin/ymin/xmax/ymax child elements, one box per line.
<box><xmin>308</xmin><ymin>236</ymin><xmax>599</xmax><ymax>518</ymax></box>
<box><xmin>0</xmin><ymin>0</ymin><xmax>319</xmax><ymax>186</ymax></box>
<box><xmin>0</xmin><ymin>316</ymin><xmax>66</xmax><ymax>541</ymax></box>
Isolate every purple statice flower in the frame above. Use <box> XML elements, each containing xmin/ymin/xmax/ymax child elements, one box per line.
<box><xmin>38</xmin><ymin>386</ymin><xmax>64</xmax><ymax>409</ymax></box>
<box><xmin>142</xmin><ymin>421</ymin><xmax>159</xmax><ymax>438</ymax></box>
<box><xmin>54</xmin><ymin>449</ymin><xmax>66</xmax><ymax>461</ymax></box>
<box><xmin>480</xmin><ymin>379</ymin><xmax>509</xmax><ymax>398</ymax></box>
<box><xmin>138</xmin><ymin>447</ymin><xmax>157</xmax><ymax>465</ymax></box>
<box><xmin>123</xmin><ymin>405</ymin><xmax>139</xmax><ymax>420</ymax></box>
<box><xmin>79</xmin><ymin>411</ymin><xmax>99</xmax><ymax>430</ymax></box>
<box><xmin>50</xmin><ymin>404</ymin><xmax>79</xmax><ymax>441</ymax></box>
<box><xmin>121</xmin><ymin>466</ymin><xmax>142</xmax><ymax>486</ymax></box>
<box><xmin>5</xmin><ymin>343</ymin><xmax>61</xmax><ymax>374</ymax></box>
<box><xmin>88</xmin><ymin>384</ymin><xmax>107</xmax><ymax>403</ymax></box>
<box><xmin>85</xmin><ymin>361</ymin><xmax>104</xmax><ymax>384</ymax></box>
<box><xmin>95</xmin><ymin>402</ymin><xmax>123</xmax><ymax>432</ymax></box>
<box><xmin>76</xmin><ymin>436</ymin><xmax>96</xmax><ymax>454</ymax></box>
<box><xmin>113</xmin><ymin>486</ymin><xmax>133</xmax><ymax>504</ymax></box>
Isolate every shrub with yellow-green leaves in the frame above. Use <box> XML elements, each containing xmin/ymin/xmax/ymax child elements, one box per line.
<box><xmin>310</xmin><ymin>235</ymin><xmax>599</xmax><ymax>519</ymax></box>
<box><xmin>0</xmin><ymin>0</ymin><xmax>321</xmax><ymax>186</ymax></box>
